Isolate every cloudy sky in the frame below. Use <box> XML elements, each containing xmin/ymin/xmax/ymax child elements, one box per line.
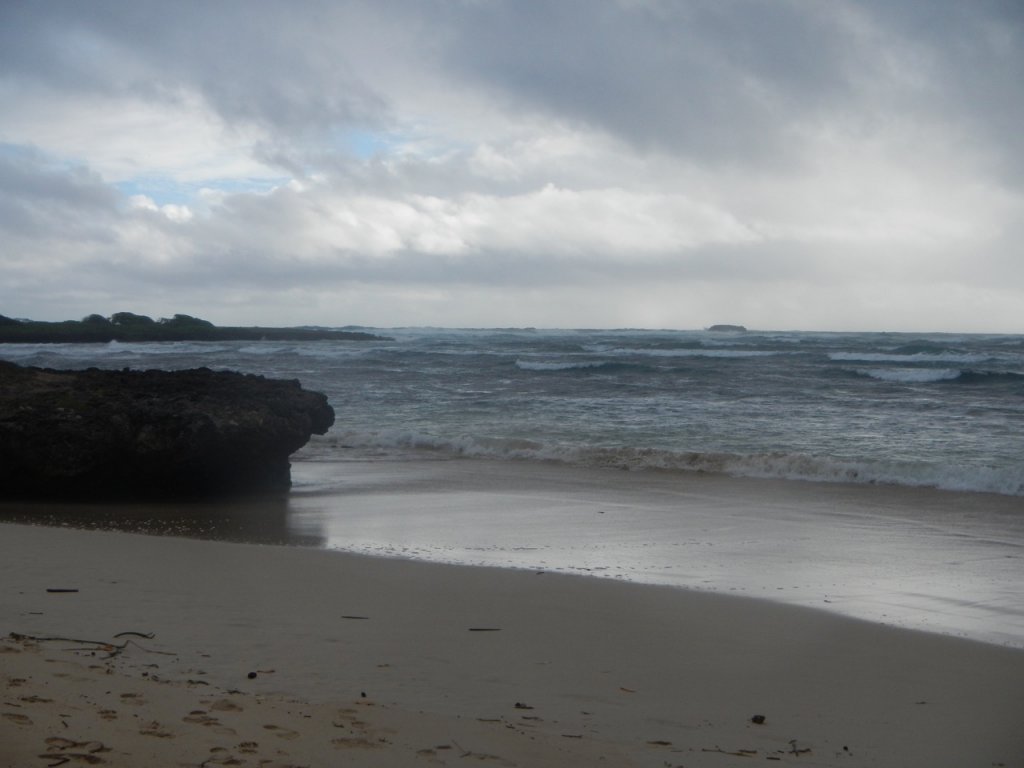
<box><xmin>2</xmin><ymin>0</ymin><xmax>1022</xmax><ymax>332</ymax></box>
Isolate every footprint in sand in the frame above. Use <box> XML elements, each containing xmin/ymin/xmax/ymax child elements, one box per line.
<box><xmin>139</xmin><ymin>721</ymin><xmax>175</xmax><ymax>738</ymax></box>
<box><xmin>262</xmin><ymin>724</ymin><xmax>300</xmax><ymax>740</ymax></box>
<box><xmin>183</xmin><ymin>712</ymin><xmax>219</xmax><ymax>725</ymax></box>
<box><xmin>209</xmin><ymin>699</ymin><xmax>244</xmax><ymax>712</ymax></box>
<box><xmin>40</xmin><ymin>737</ymin><xmax>111</xmax><ymax>765</ymax></box>
<box><xmin>201</xmin><ymin>756</ymin><xmax>244</xmax><ymax>767</ymax></box>
<box><xmin>2</xmin><ymin>712</ymin><xmax>33</xmax><ymax>725</ymax></box>
<box><xmin>119</xmin><ymin>693</ymin><xmax>144</xmax><ymax>707</ymax></box>
<box><xmin>183</xmin><ymin>711</ymin><xmax>237</xmax><ymax>735</ymax></box>
<box><xmin>19</xmin><ymin>695</ymin><xmax>53</xmax><ymax>704</ymax></box>
<box><xmin>332</xmin><ymin>736</ymin><xmax>380</xmax><ymax>750</ymax></box>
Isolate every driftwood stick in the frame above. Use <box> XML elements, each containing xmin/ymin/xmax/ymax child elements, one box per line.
<box><xmin>701</xmin><ymin>746</ymin><xmax>757</xmax><ymax>757</ymax></box>
<box><xmin>8</xmin><ymin>632</ymin><xmax>174</xmax><ymax>658</ymax></box>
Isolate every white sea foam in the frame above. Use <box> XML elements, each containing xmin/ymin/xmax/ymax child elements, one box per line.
<box><xmin>104</xmin><ymin>341</ymin><xmax>231</xmax><ymax>356</ymax></box>
<box><xmin>238</xmin><ymin>345</ymin><xmax>291</xmax><ymax>355</ymax></box>
<box><xmin>829</xmin><ymin>351</ymin><xmax>991</xmax><ymax>364</ymax></box>
<box><xmin>310</xmin><ymin>429</ymin><xmax>1024</xmax><ymax>497</ymax></box>
<box><xmin>515</xmin><ymin>359</ymin><xmax>612</xmax><ymax>371</ymax></box>
<box><xmin>856</xmin><ymin>368</ymin><xmax>963</xmax><ymax>383</ymax></box>
<box><xmin>610</xmin><ymin>348</ymin><xmax>784</xmax><ymax>358</ymax></box>
<box><xmin>515</xmin><ymin>348</ymin><xmax>783</xmax><ymax>370</ymax></box>
<box><xmin>0</xmin><ymin>344</ymin><xmax>44</xmax><ymax>359</ymax></box>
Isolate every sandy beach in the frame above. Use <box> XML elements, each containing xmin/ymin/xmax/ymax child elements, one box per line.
<box><xmin>2</xmin><ymin>518</ymin><xmax>1023</xmax><ymax>768</ymax></box>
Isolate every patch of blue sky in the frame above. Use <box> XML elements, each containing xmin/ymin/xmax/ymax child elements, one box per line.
<box><xmin>332</xmin><ymin>128</ymin><xmax>472</xmax><ymax>164</ymax></box>
<box><xmin>333</xmin><ymin>128</ymin><xmax>405</xmax><ymax>159</ymax></box>
<box><xmin>0</xmin><ymin>142</ymin><xmax>31</xmax><ymax>160</ymax></box>
<box><xmin>114</xmin><ymin>176</ymin><xmax>289</xmax><ymax>207</ymax></box>
<box><xmin>1</xmin><ymin>141</ymin><xmax>84</xmax><ymax>171</ymax></box>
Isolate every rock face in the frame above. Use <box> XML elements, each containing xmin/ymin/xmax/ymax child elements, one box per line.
<box><xmin>0</xmin><ymin>362</ymin><xmax>335</xmax><ymax>500</ymax></box>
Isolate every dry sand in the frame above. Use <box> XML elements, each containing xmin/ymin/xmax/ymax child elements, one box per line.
<box><xmin>2</xmin><ymin>521</ymin><xmax>1023</xmax><ymax>767</ymax></box>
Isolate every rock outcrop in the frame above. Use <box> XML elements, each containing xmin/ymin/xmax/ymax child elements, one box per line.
<box><xmin>0</xmin><ymin>362</ymin><xmax>335</xmax><ymax>500</ymax></box>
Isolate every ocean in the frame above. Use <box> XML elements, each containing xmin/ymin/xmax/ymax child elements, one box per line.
<box><xmin>3</xmin><ymin>327</ymin><xmax>1022</xmax><ymax>496</ymax></box>
<box><xmin>3</xmin><ymin>328</ymin><xmax>1022</xmax><ymax>646</ymax></box>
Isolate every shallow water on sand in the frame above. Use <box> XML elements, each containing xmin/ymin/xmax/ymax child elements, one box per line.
<box><xmin>284</xmin><ymin>458</ymin><xmax>1024</xmax><ymax>649</ymax></box>
<box><xmin>2</xmin><ymin>455</ymin><xmax>1020</xmax><ymax>647</ymax></box>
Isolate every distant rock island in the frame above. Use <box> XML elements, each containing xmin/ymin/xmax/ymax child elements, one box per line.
<box><xmin>0</xmin><ymin>312</ymin><xmax>388</xmax><ymax>343</ymax></box>
<box><xmin>707</xmin><ymin>324</ymin><xmax>748</xmax><ymax>332</ymax></box>
<box><xmin>0</xmin><ymin>361</ymin><xmax>334</xmax><ymax>500</ymax></box>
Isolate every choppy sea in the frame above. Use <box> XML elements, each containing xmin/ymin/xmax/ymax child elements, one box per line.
<box><xmin>5</xmin><ymin>327</ymin><xmax>1024</xmax><ymax>645</ymax></box>
<box><xmin>3</xmin><ymin>327</ymin><xmax>1022</xmax><ymax>497</ymax></box>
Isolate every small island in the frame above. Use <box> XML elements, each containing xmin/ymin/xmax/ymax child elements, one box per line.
<box><xmin>0</xmin><ymin>312</ymin><xmax>389</xmax><ymax>344</ymax></box>
<box><xmin>706</xmin><ymin>324</ymin><xmax>748</xmax><ymax>332</ymax></box>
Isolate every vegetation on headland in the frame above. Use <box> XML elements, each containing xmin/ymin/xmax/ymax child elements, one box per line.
<box><xmin>0</xmin><ymin>312</ymin><xmax>389</xmax><ymax>343</ymax></box>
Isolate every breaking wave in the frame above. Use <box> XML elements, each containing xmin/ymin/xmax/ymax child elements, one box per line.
<box><xmin>606</xmin><ymin>348</ymin><xmax>785</xmax><ymax>359</ymax></box>
<box><xmin>829</xmin><ymin>351</ymin><xmax>993</xmax><ymax>364</ymax></box>
<box><xmin>848</xmin><ymin>367</ymin><xmax>1024</xmax><ymax>386</ymax></box>
<box><xmin>855</xmin><ymin>368</ymin><xmax>963</xmax><ymax>384</ymax></box>
<box><xmin>307</xmin><ymin>429</ymin><xmax>1024</xmax><ymax>497</ymax></box>
<box><xmin>515</xmin><ymin>359</ymin><xmax>651</xmax><ymax>373</ymax></box>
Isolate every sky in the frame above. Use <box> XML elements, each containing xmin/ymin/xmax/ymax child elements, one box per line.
<box><xmin>1</xmin><ymin>0</ymin><xmax>1022</xmax><ymax>332</ymax></box>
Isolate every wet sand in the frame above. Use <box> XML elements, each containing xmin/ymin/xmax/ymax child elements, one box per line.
<box><xmin>286</xmin><ymin>459</ymin><xmax>1024</xmax><ymax>647</ymax></box>
<box><xmin>2</xmin><ymin>520</ymin><xmax>1023</xmax><ymax>767</ymax></box>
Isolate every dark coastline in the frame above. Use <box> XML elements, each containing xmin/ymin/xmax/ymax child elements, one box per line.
<box><xmin>0</xmin><ymin>312</ymin><xmax>389</xmax><ymax>344</ymax></box>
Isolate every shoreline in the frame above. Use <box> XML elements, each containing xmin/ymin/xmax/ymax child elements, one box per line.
<box><xmin>3</xmin><ymin>521</ymin><xmax>1024</xmax><ymax>767</ymax></box>
<box><xmin>3</xmin><ymin>456</ymin><xmax>1023</xmax><ymax>649</ymax></box>
<box><xmin>285</xmin><ymin>458</ymin><xmax>1024</xmax><ymax>649</ymax></box>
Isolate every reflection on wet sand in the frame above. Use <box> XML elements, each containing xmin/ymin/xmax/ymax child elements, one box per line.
<box><xmin>0</xmin><ymin>493</ymin><xmax>326</xmax><ymax>548</ymax></box>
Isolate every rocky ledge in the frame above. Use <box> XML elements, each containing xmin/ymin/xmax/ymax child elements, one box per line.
<box><xmin>0</xmin><ymin>361</ymin><xmax>335</xmax><ymax>500</ymax></box>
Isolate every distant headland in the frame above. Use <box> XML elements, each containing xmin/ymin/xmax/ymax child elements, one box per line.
<box><xmin>0</xmin><ymin>312</ymin><xmax>389</xmax><ymax>343</ymax></box>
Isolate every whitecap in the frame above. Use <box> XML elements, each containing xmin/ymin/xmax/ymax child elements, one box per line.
<box><xmin>855</xmin><ymin>368</ymin><xmax>962</xmax><ymax>383</ymax></box>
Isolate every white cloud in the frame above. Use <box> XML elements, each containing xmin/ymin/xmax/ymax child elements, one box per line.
<box><xmin>128</xmin><ymin>194</ymin><xmax>193</xmax><ymax>222</ymax></box>
<box><xmin>0</xmin><ymin>0</ymin><xmax>1021</xmax><ymax>331</ymax></box>
<box><xmin>0</xmin><ymin>83</ymin><xmax>276</xmax><ymax>185</ymax></box>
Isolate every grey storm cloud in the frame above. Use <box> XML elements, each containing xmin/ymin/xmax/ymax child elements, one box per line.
<box><xmin>0</xmin><ymin>148</ymin><xmax>119</xmax><ymax>240</ymax></box>
<box><xmin>3</xmin><ymin>0</ymin><xmax>1022</xmax><ymax>176</ymax></box>
<box><xmin>440</xmin><ymin>1</ymin><xmax>858</xmax><ymax>166</ymax></box>
<box><xmin>438</xmin><ymin>0</ymin><xmax>1024</xmax><ymax>178</ymax></box>
<box><xmin>0</xmin><ymin>1</ymin><xmax>389</xmax><ymax>136</ymax></box>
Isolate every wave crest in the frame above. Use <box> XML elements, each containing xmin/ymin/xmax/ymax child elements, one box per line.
<box><xmin>306</xmin><ymin>430</ymin><xmax>1024</xmax><ymax>497</ymax></box>
<box><xmin>515</xmin><ymin>359</ymin><xmax>649</xmax><ymax>372</ymax></box>
<box><xmin>855</xmin><ymin>368</ymin><xmax>963</xmax><ymax>383</ymax></box>
<box><xmin>829</xmin><ymin>351</ymin><xmax>991</xmax><ymax>364</ymax></box>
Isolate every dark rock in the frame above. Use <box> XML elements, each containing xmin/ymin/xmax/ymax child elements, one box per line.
<box><xmin>0</xmin><ymin>361</ymin><xmax>334</xmax><ymax>500</ymax></box>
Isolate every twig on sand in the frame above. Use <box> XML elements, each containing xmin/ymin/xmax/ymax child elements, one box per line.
<box><xmin>788</xmin><ymin>739</ymin><xmax>812</xmax><ymax>756</ymax></box>
<box><xmin>8</xmin><ymin>631</ymin><xmax>173</xmax><ymax>658</ymax></box>
<box><xmin>701</xmin><ymin>746</ymin><xmax>758</xmax><ymax>757</ymax></box>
